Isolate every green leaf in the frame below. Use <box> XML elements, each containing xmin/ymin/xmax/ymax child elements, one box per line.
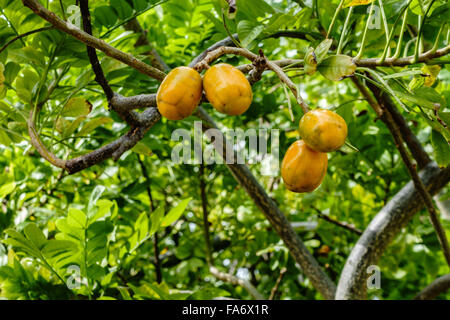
<box><xmin>318</xmin><ymin>55</ymin><xmax>356</xmax><ymax>81</ymax></box>
<box><xmin>110</xmin><ymin>0</ymin><xmax>134</xmax><ymax>20</ymax></box>
<box><xmin>237</xmin><ymin>20</ymin><xmax>263</xmax><ymax>48</ymax></box>
<box><xmin>90</xmin><ymin>199</ymin><xmax>114</xmax><ymax>222</ymax></box>
<box><xmin>67</xmin><ymin>207</ymin><xmax>87</xmax><ymax>229</ymax></box>
<box><xmin>87</xmin><ymin>185</ymin><xmax>106</xmax><ymax>217</ymax></box>
<box><xmin>78</xmin><ymin>117</ymin><xmax>113</xmax><ymax>136</ymax></box>
<box><xmin>15</xmin><ymin>69</ymin><xmax>39</xmax><ymax>103</ymax></box>
<box><xmin>344</xmin><ymin>0</ymin><xmax>375</xmax><ymax>8</ymax></box>
<box><xmin>392</xmin><ymin>90</ymin><xmax>439</xmax><ymax>109</ymax></box>
<box><xmin>94</xmin><ymin>6</ymin><xmax>118</xmax><ymax>28</ymax></box>
<box><xmin>62</xmin><ymin>97</ymin><xmax>92</xmax><ymax>117</ymax></box>
<box><xmin>431</xmin><ymin>130</ymin><xmax>450</xmax><ymax>167</ymax></box>
<box><xmin>0</xmin><ymin>182</ymin><xmax>15</xmax><ymax>199</ymax></box>
<box><xmin>161</xmin><ymin>198</ymin><xmax>192</xmax><ymax>227</ymax></box>
<box><xmin>237</xmin><ymin>0</ymin><xmax>275</xmax><ymax>19</ymax></box>
<box><xmin>412</xmin><ymin>87</ymin><xmax>446</xmax><ymax>108</ymax></box>
<box><xmin>314</xmin><ymin>39</ymin><xmax>333</xmax><ymax>65</ymax></box>
<box><xmin>149</xmin><ymin>206</ymin><xmax>165</xmax><ymax>235</ymax></box>
<box><xmin>132</xmin><ymin>141</ymin><xmax>152</xmax><ymax>156</ymax></box>
<box><xmin>135</xmin><ymin>211</ymin><xmax>149</xmax><ymax>245</ymax></box>
<box><xmin>63</xmin><ymin>115</ymin><xmax>87</xmax><ymax>138</ymax></box>
<box><xmin>3</xmin><ymin>229</ymin><xmax>41</xmax><ymax>258</ymax></box>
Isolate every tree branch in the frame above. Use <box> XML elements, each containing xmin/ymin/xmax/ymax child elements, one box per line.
<box><xmin>414</xmin><ymin>274</ymin><xmax>450</xmax><ymax>300</ymax></box>
<box><xmin>0</xmin><ymin>26</ymin><xmax>54</xmax><ymax>55</ymax></box>
<box><xmin>269</xmin><ymin>267</ymin><xmax>287</xmax><ymax>300</ymax></box>
<box><xmin>355</xmin><ymin>45</ymin><xmax>450</xmax><ymax>67</ymax></box>
<box><xmin>22</xmin><ymin>0</ymin><xmax>166</xmax><ymax>81</ymax></box>
<box><xmin>336</xmin><ymin>163</ymin><xmax>450</xmax><ymax>299</ymax></box>
<box><xmin>195</xmin><ymin>107</ymin><xmax>337</xmax><ymax>300</ymax></box>
<box><xmin>200</xmin><ymin>163</ymin><xmax>213</xmax><ymax>266</ymax></box>
<box><xmin>209</xmin><ymin>266</ymin><xmax>264</xmax><ymax>300</ymax></box>
<box><xmin>312</xmin><ymin>206</ymin><xmax>362</xmax><ymax>235</ymax></box>
<box><xmin>137</xmin><ymin>155</ymin><xmax>162</xmax><ymax>284</ymax></box>
<box><xmin>123</xmin><ymin>18</ymin><xmax>169</xmax><ymax>72</ymax></box>
<box><xmin>362</xmin><ymin>79</ymin><xmax>450</xmax><ymax>266</ymax></box>
<box><xmin>356</xmin><ymin>76</ymin><xmax>450</xmax><ymax>268</ymax></box>
<box><xmin>79</xmin><ymin>0</ymin><xmax>114</xmax><ymax>101</ymax></box>
<box><xmin>374</xmin><ymin>90</ymin><xmax>431</xmax><ymax>169</ymax></box>
<box><xmin>64</xmin><ymin>107</ymin><xmax>160</xmax><ymax>174</ymax></box>
<box><xmin>189</xmin><ymin>34</ymin><xmax>239</xmax><ymax>67</ymax></box>
<box><xmin>351</xmin><ymin>77</ymin><xmax>431</xmax><ymax>169</ymax></box>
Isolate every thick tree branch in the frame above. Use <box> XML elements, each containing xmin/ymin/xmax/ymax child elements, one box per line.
<box><xmin>355</xmin><ymin>45</ymin><xmax>450</xmax><ymax>67</ymax></box>
<box><xmin>414</xmin><ymin>274</ymin><xmax>450</xmax><ymax>300</ymax></box>
<box><xmin>64</xmin><ymin>107</ymin><xmax>160</xmax><ymax>174</ymax></box>
<box><xmin>22</xmin><ymin>0</ymin><xmax>166</xmax><ymax>81</ymax></box>
<box><xmin>375</xmin><ymin>91</ymin><xmax>431</xmax><ymax>169</ymax></box>
<box><xmin>189</xmin><ymin>34</ymin><xmax>239</xmax><ymax>67</ymax></box>
<box><xmin>193</xmin><ymin>47</ymin><xmax>309</xmax><ymax>113</ymax></box>
<box><xmin>336</xmin><ymin>78</ymin><xmax>450</xmax><ymax>299</ymax></box>
<box><xmin>0</xmin><ymin>26</ymin><xmax>53</xmax><ymax>55</ymax></box>
<box><xmin>111</xmin><ymin>93</ymin><xmax>157</xmax><ymax>112</ymax></box>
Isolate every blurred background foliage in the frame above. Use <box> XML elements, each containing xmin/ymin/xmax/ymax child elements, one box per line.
<box><xmin>0</xmin><ymin>0</ymin><xmax>449</xmax><ymax>299</ymax></box>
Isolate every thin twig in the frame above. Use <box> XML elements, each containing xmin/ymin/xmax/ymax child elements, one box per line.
<box><xmin>0</xmin><ymin>26</ymin><xmax>54</xmax><ymax>54</ymax></box>
<box><xmin>269</xmin><ymin>267</ymin><xmax>287</xmax><ymax>300</ymax></box>
<box><xmin>353</xmin><ymin>77</ymin><xmax>450</xmax><ymax>268</ymax></box>
<box><xmin>79</xmin><ymin>0</ymin><xmax>114</xmax><ymax>101</ymax></box>
<box><xmin>200</xmin><ymin>163</ymin><xmax>213</xmax><ymax>265</ymax></box>
<box><xmin>312</xmin><ymin>206</ymin><xmax>362</xmax><ymax>235</ymax></box>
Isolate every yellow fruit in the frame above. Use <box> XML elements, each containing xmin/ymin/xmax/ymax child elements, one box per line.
<box><xmin>281</xmin><ymin>140</ymin><xmax>328</xmax><ymax>193</ymax></box>
<box><xmin>299</xmin><ymin>108</ymin><xmax>348</xmax><ymax>152</ymax></box>
<box><xmin>203</xmin><ymin>63</ymin><xmax>252</xmax><ymax>116</ymax></box>
<box><xmin>157</xmin><ymin>66</ymin><xmax>203</xmax><ymax>120</ymax></box>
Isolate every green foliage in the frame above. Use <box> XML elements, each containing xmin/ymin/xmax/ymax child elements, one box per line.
<box><xmin>0</xmin><ymin>0</ymin><xmax>449</xmax><ymax>301</ymax></box>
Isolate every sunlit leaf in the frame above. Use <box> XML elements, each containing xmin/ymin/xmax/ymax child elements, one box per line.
<box><xmin>318</xmin><ymin>55</ymin><xmax>356</xmax><ymax>81</ymax></box>
<box><xmin>161</xmin><ymin>198</ymin><xmax>192</xmax><ymax>227</ymax></box>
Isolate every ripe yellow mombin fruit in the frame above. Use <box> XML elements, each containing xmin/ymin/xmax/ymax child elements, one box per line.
<box><xmin>156</xmin><ymin>66</ymin><xmax>203</xmax><ymax>120</ymax></box>
<box><xmin>203</xmin><ymin>63</ymin><xmax>253</xmax><ymax>116</ymax></box>
<box><xmin>281</xmin><ymin>140</ymin><xmax>328</xmax><ymax>193</ymax></box>
<box><xmin>299</xmin><ymin>108</ymin><xmax>348</xmax><ymax>153</ymax></box>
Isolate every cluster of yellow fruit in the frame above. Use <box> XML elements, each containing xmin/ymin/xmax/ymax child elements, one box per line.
<box><xmin>156</xmin><ymin>63</ymin><xmax>347</xmax><ymax>194</ymax></box>
<box><xmin>281</xmin><ymin>109</ymin><xmax>348</xmax><ymax>193</ymax></box>
<box><xmin>156</xmin><ymin>63</ymin><xmax>252</xmax><ymax>120</ymax></box>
